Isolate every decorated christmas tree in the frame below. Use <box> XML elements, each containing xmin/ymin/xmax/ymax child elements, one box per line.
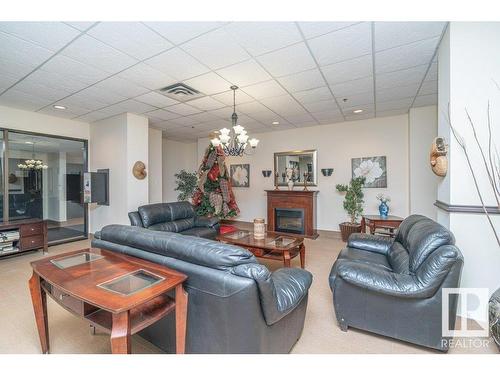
<box><xmin>192</xmin><ymin>145</ymin><xmax>239</xmax><ymax>218</ymax></box>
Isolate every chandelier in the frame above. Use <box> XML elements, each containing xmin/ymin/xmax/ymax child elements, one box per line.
<box><xmin>17</xmin><ymin>142</ymin><xmax>48</xmax><ymax>170</ymax></box>
<box><xmin>210</xmin><ymin>85</ymin><xmax>259</xmax><ymax>156</ymax></box>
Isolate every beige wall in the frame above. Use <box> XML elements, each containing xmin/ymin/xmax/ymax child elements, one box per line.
<box><xmin>148</xmin><ymin>128</ymin><xmax>163</xmax><ymax>204</ymax></box>
<box><xmin>162</xmin><ymin>139</ymin><xmax>198</xmax><ymax>202</ymax></box>
<box><xmin>197</xmin><ymin>114</ymin><xmax>410</xmax><ymax>231</ymax></box>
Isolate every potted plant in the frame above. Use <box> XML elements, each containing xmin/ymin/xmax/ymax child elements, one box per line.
<box><xmin>336</xmin><ymin>177</ymin><xmax>366</xmax><ymax>242</ymax></box>
<box><xmin>174</xmin><ymin>170</ymin><xmax>198</xmax><ymax>202</ymax></box>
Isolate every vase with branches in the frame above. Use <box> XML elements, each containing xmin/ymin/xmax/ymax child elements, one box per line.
<box><xmin>336</xmin><ymin>177</ymin><xmax>366</xmax><ymax>241</ymax></box>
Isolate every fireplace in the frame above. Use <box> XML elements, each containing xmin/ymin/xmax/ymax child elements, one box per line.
<box><xmin>275</xmin><ymin>208</ymin><xmax>305</xmax><ymax>235</ymax></box>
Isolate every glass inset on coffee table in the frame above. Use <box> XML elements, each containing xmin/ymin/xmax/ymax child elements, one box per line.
<box><xmin>98</xmin><ymin>269</ymin><xmax>164</xmax><ymax>296</ymax></box>
<box><xmin>51</xmin><ymin>252</ymin><xmax>104</xmax><ymax>269</ymax></box>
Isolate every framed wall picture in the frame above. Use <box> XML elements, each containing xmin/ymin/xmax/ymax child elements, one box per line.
<box><xmin>351</xmin><ymin>156</ymin><xmax>387</xmax><ymax>188</ymax></box>
<box><xmin>230</xmin><ymin>164</ymin><xmax>250</xmax><ymax>188</ymax></box>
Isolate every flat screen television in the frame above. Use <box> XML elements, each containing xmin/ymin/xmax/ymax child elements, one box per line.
<box><xmin>83</xmin><ymin>170</ymin><xmax>109</xmax><ymax>205</ymax></box>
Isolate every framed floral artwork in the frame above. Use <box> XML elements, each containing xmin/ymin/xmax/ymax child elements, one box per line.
<box><xmin>351</xmin><ymin>156</ymin><xmax>387</xmax><ymax>188</ymax></box>
<box><xmin>230</xmin><ymin>164</ymin><xmax>250</xmax><ymax>187</ymax></box>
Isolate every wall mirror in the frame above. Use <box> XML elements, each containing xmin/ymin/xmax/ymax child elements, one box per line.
<box><xmin>274</xmin><ymin>150</ymin><xmax>317</xmax><ymax>186</ymax></box>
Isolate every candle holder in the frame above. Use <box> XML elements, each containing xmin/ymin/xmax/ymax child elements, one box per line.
<box><xmin>274</xmin><ymin>172</ymin><xmax>280</xmax><ymax>190</ymax></box>
<box><xmin>303</xmin><ymin>172</ymin><xmax>309</xmax><ymax>191</ymax></box>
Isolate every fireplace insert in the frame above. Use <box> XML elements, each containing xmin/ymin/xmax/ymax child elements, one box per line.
<box><xmin>275</xmin><ymin>208</ymin><xmax>305</xmax><ymax>235</ymax></box>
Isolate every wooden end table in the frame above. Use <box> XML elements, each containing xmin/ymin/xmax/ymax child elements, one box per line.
<box><xmin>360</xmin><ymin>215</ymin><xmax>404</xmax><ymax>235</ymax></box>
<box><xmin>217</xmin><ymin>230</ymin><xmax>305</xmax><ymax>268</ymax></box>
<box><xmin>29</xmin><ymin>248</ymin><xmax>188</xmax><ymax>354</ymax></box>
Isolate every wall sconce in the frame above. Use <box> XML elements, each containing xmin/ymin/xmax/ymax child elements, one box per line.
<box><xmin>262</xmin><ymin>170</ymin><xmax>272</xmax><ymax>177</ymax></box>
<box><xmin>321</xmin><ymin>168</ymin><xmax>334</xmax><ymax>176</ymax></box>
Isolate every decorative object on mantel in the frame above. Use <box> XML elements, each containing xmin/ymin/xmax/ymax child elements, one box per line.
<box><xmin>321</xmin><ymin>168</ymin><xmax>334</xmax><ymax>176</ymax></box>
<box><xmin>262</xmin><ymin>170</ymin><xmax>272</xmax><ymax>177</ymax></box>
<box><xmin>274</xmin><ymin>172</ymin><xmax>280</xmax><ymax>190</ymax></box>
<box><xmin>274</xmin><ymin>150</ymin><xmax>317</xmax><ymax>187</ymax></box>
<box><xmin>352</xmin><ymin>156</ymin><xmax>387</xmax><ymax>188</ymax></box>
<box><xmin>376</xmin><ymin>193</ymin><xmax>391</xmax><ymax>218</ymax></box>
<box><xmin>430</xmin><ymin>137</ymin><xmax>448</xmax><ymax>177</ymax></box>
<box><xmin>286</xmin><ymin>168</ymin><xmax>294</xmax><ymax>190</ymax></box>
<box><xmin>336</xmin><ymin>177</ymin><xmax>366</xmax><ymax>242</ymax></box>
<box><xmin>253</xmin><ymin>218</ymin><xmax>265</xmax><ymax>239</ymax></box>
<box><xmin>210</xmin><ymin>86</ymin><xmax>259</xmax><ymax>156</ymax></box>
<box><xmin>174</xmin><ymin>169</ymin><xmax>198</xmax><ymax>202</ymax></box>
<box><xmin>230</xmin><ymin>164</ymin><xmax>250</xmax><ymax>188</ymax></box>
<box><xmin>303</xmin><ymin>172</ymin><xmax>309</xmax><ymax>191</ymax></box>
<box><xmin>132</xmin><ymin>161</ymin><xmax>147</xmax><ymax>180</ymax></box>
<box><xmin>192</xmin><ymin>145</ymin><xmax>239</xmax><ymax>218</ymax></box>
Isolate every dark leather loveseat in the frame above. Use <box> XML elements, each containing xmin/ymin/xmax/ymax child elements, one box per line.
<box><xmin>129</xmin><ymin>201</ymin><xmax>219</xmax><ymax>240</ymax></box>
<box><xmin>92</xmin><ymin>224</ymin><xmax>312</xmax><ymax>353</ymax></box>
<box><xmin>329</xmin><ymin>215</ymin><xmax>464</xmax><ymax>351</ymax></box>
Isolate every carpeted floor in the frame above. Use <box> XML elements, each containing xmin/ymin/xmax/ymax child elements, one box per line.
<box><xmin>0</xmin><ymin>233</ymin><xmax>496</xmax><ymax>354</ymax></box>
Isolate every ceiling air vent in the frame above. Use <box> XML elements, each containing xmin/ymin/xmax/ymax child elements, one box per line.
<box><xmin>156</xmin><ymin>83</ymin><xmax>205</xmax><ymax>102</ymax></box>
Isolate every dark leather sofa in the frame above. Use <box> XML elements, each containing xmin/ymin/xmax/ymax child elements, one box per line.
<box><xmin>128</xmin><ymin>201</ymin><xmax>219</xmax><ymax>240</ymax></box>
<box><xmin>329</xmin><ymin>214</ymin><xmax>463</xmax><ymax>351</ymax></box>
<box><xmin>92</xmin><ymin>224</ymin><xmax>312</xmax><ymax>354</ymax></box>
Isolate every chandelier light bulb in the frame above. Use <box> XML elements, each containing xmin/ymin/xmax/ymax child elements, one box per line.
<box><xmin>219</xmin><ymin>128</ymin><xmax>230</xmax><ymax>136</ymax></box>
<box><xmin>210</xmin><ymin>138</ymin><xmax>221</xmax><ymax>147</ymax></box>
<box><xmin>232</xmin><ymin>124</ymin><xmax>245</xmax><ymax>134</ymax></box>
<box><xmin>219</xmin><ymin>134</ymin><xmax>231</xmax><ymax>144</ymax></box>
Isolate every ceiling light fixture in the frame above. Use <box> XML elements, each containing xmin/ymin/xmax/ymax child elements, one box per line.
<box><xmin>353</xmin><ymin>109</ymin><xmax>363</xmax><ymax>114</ymax></box>
<box><xmin>272</xmin><ymin>121</ymin><xmax>280</xmax><ymax>125</ymax></box>
<box><xmin>210</xmin><ymin>86</ymin><xmax>259</xmax><ymax>156</ymax></box>
<box><xmin>17</xmin><ymin>140</ymin><xmax>48</xmax><ymax>171</ymax></box>
<box><xmin>53</xmin><ymin>105</ymin><xmax>66</xmax><ymax>110</ymax></box>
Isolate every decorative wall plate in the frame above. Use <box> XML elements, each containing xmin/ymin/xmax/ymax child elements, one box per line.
<box><xmin>132</xmin><ymin>161</ymin><xmax>147</xmax><ymax>180</ymax></box>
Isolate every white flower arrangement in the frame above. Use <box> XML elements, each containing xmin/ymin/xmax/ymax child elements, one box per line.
<box><xmin>376</xmin><ymin>193</ymin><xmax>391</xmax><ymax>203</ymax></box>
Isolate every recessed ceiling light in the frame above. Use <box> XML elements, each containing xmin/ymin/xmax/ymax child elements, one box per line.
<box><xmin>353</xmin><ymin>109</ymin><xmax>363</xmax><ymax>114</ymax></box>
<box><xmin>25</xmin><ymin>141</ymin><xmax>34</xmax><ymax>144</ymax></box>
<box><xmin>272</xmin><ymin>121</ymin><xmax>280</xmax><ymax>125</ymax></box>
<box><xmin>53</xmin><ymin>105</ymin><xmax>66</xmax><ymax>110</ymax></box>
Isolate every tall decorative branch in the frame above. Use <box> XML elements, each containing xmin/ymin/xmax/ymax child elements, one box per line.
<box><xmin>487</xmin><ymin>102</ymin><xmax>500</xmax><ymax>198</ymax></box>
<box><xmin>445</xmin><ymin>104</ymin><xmax>500</xmax><ymax>247</ymax></box>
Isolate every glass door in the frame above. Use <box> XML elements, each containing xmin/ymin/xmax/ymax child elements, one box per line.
<box><xmin>6</xmin><ymin>131</ymin><xmax>87</xmax><ymax>243</ymax></box>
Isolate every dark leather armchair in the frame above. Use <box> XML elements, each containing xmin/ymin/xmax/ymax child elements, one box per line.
<box><xmin>128</xmin><ymin>201</ymin><xmax>219</xmax><ymax>240</ymax></box>
<box><xmin>92</xmin><ymin>224</ymin><xmax>312</xmax><ymax>353</ymax></box>
<box><xmin>329</xmin><ymin>215</ymin><xmax>464</xmax><ymax>351</ymax></box>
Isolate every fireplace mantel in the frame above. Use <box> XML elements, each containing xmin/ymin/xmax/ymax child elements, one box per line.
<box><xmin>266</xmin><ymin>190</ymin><xmax>319</xmax><ymax>239</ymax></box>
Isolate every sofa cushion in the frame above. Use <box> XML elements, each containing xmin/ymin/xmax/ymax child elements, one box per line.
<box><xmin>138</xmin><ymin>202</ymin><xmax>195</xmax><ymax>227</ymax></box>
<box><xmin>387</xmin><ymin>242</ymin><xmax>410</xmax><ymax>274</ymax></box>
<box><xmin>99</xmin><ymin>224</ymin><xmax>256</xmax><ymax>270</ymax></box>
<box><xmin>395</xmin><ymin>214</ymin><xmax>427</xmax><ymax>249</ymax></box>
<box><xmin>181</xmin><ymin>227</ymin><xmax>217</xmax><ymax>239</ymax></box>
<box><xmin>337</xmin><ymin>247</ymin><xmax>392</xmax><ymax>270</ymax></box>
<box><xmin>149</xmin><ymin>218</ymin><xmax>195</xmax><ymax>233</ymax></box>
<box><xmin>406</xmin><ymin>218</ymin><xmax>455</xmax><ymax>272</ymax></box>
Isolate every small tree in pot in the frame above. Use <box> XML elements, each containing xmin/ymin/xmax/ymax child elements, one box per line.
<box><xmin>336</xmin><ymin>176</ymin><xmax>365</xmax><ymax>242</ymax></box>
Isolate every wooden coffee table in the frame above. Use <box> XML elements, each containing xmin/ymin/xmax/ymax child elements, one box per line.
<box><xmin>28</xmin><ymin>248</ymin><xmax>188</xmax><ymax>354</ymax></box>
<box><xmin>217</xmin><ymin>230</ymin><xmax>305</xmax><ymax>268</ymax></box>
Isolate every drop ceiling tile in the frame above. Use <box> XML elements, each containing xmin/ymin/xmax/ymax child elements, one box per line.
<box><xmin>375</xmin><ymin>37</ymin><xmax>440</xmax><ymax>74</ymax></box>
<box><xmin>135</xmin><ymin>91</ymin><xmax>179</xmax><ymax>107</ymax></box>
<box><xmin>375</xmin><ymin>22</ymin><xmax>446</xmax><ymax>51</ymax></box>
<box><xmin>376</xmin><ymin>83</ymin><xmax>419</xmax><ymax>103</ymax></box>
<box><xmin>256</xmin><ymin>43</ymin><xmax>316</xmax><ymax>77</ymax></box>
<box><xmin>321</xmin><ymin>54</ymin><xmax>373</xmax><ymax>85</ymax></box>
<box><xmin>330</xmin><ymin>76</ymin><xmax>374</xmax><ymax>97</ymax></box>
<box><xmin>338</xmin><ymin>91</ymin><xmax>374</xmax><ymax>109</ymax></box>
<box><xmin>88</xmin><ymin>22</ymin><xmax>173</xmax><ymax>60</ymax></box>
<box><xmin>56</xmin><ymin>94</ymin><xmax>107</xmax><ymax>111</ymax></box>
<box><xmin>41</xmin><ymin>55</ymin><xmax>110</xmax><ymax>85</ymax></box>
<box><xmin>0</xmin><ymin>22</ymin><xmax>81</xmax><ymax>51</ymax></box>
<box><xmin>0</xmin><ymin>58</ymin><xmax>34</xmax><ymax>81</ymax></box>
<box><xmin>95</xmin><ymin>104</ymin><xmax>128</xmax><ymax>117</ymax></box>
<box><xmin>93</xmin><ymin>76</ymin><xmax>150</xmax><ymax>97</ymax></box>
<box><xmin>187</xmin><ymin>112</ymin><xmax>221</xmax><ymax>123</ymax></box>
<box><xmin>242</xmin><ymin>80</ymin><xmax>287</xmax><ymax>100</ymax></box>
<box><xmin>38</xmin><ymin>105</ymin><xmax>90</xmax><ymax>118</ymax></box>
<box><xmin>303</xmin><ymin>99</ymin><xmax>339</xmax><ymax>113</ymax></box>
<box><xmin>260</xmin><ymin>95</ymin><xmax>306</xmax><ymax>115</ymax></box>
<box><xmin>116</xmin><ymin>99</ymin><xmax>157</xmax><ymax>114</ymax></box>
<box><xmin>293</xmin><ymin>86</ymin><xmax>333</xmax><ymax>104</ymax></box>
<box><xmin>224</xmin><ymin>22</ymin><xmax>302</xmax><ymax>56</ymax></box>
<box><xmin>298</xmin><ymin>22</ymin><xmax>361</xmax><ymax>39</ymax></box>
<box><xmin>61</xmin><ymin>35</ymin><xmax>138</xmax><ymax>74</ymax></box>
<box><xmin>13</xmin><ymin>79</ymin><xmax>72</xmax><ymax>102</ymax></box>
<box><xmin>27</xmin><ymin>69</ymin><xmax>90</xmax><ymax>93</ymax></box>
<box><xmin>282</xmin><ymin>113</ymin><xmax>316</xmax><ymax>125</ymax></box>
<box><xmin>144</xmin><ymin>47</ymin><xmax>210</xmax><ymax>81</ymax></box>
<box><xmin>187</xmin><ymin>96</ymin><xmax>226</xmax><ymax>111</ymax></box>
<box><xmin>64</xmin><ymin>22</ymin><xmax>97</xmax><ymax>31</ymax></box>
<box><xmin>0</xmin><ymin>72</ymin><xmax>19</xmax><ymax>91</ymax></box>
<box><xmin>345</xmin><ymin>111</ymin><xmax>375</xmax><ymax>121</ymax></box>
<box><xmin>181</xmin><ymin>28</ymin><xmax>250</xmax><ymax>70</ymax></box>
<box><xmin>248</xmin><ymin>109</ymin><xmax>283</xmax><ymax>123</ymax></box>
<box><xmin>0</xmin><ymin>89</ymin><xmax>52</xmax><ymax>111</ymax></box>
<box><xmin>118</xmin><ymin>63</ymin><xmax>177</xmax><ymax>90</ymax></box>
<box><xmin>343</xmin><ymin>103</ymin><xmax>375</xmax><ymax>113</ymax></box>
<box><xmin>277</xmin><ymin>69</ymin><xmax>325</xmax><ymax>93</ymax></box>
<box><xmin>376</xmin><ymin>97</ymin><xmax>412</xmax><ymax>112</ymax></box>
<box><xmin>376</xmin><ymin>108</ymin><xmax>409</xmax><ymax>117</ymax></box>
<box><xmin>145</xmin><ymin>109</ymin><xmax>181</xmax><ymax>121</ymax></box>
<box><xmin>376</xmin><ymin>64</ymin><xmax>427</xmax><ymax>90</ymax></box>
<box><xmin>412</xmin><ymin>94</ymin><xmax>437</xmax><ymax>107</ymax></box>
<box><xmin>206</xmin><ymin>106</ymin><xmax>233</xmax><ymax>119</ymax></box>
<box><xmin>77</xmin><ymin>86</ymin><xmax>127</xmax><ymax>105</ymax></box>
<box><xmin>310</xmin><ymin>109</ymin><xmax>343</xmax><ymax>122</ymax></box>
<box><xmin>151</xmin><ymin>120</ymin><xmax>183</xmax><ymax>130</ymax></box>
<box><xmin>170</xmin><ymin>116</ymin><xmax>202</xmax><ymax>127</ymax></box>
<box><xmin>167</xmin><ymin>103</ymin><xmax>202</xmax><ymax>116</ymax></box>
<box><xmin>216</xmin><ymin>59</ymin><xmax>271</xmax><ymax>87</ymax></box>
<box><xmin>211</xmin><ymin>89</ymin><xmax>254</xmax><ymax>106</ymax></box>
<box><xmin>75</xmin><ymin>110</ymin><xmax>112</xmax><ymax>122</ymax></box>
<box><xmin>308</xmin><ymin>22</ymin><xmax>372</xmax><ymax>66</ymax></box>
<box><xmin>0</xmin><ymin>32</ymin><xmax>54</xmax><ymax>70</ymax></box>
<box><xmin>424</xmin><ymin>62</ymin><xmax>438</xmax><ymax>81</ymax></box>
<box><xmin>418</xmin><ymin>80</ymin><xmax>438</xmax><ymax>96</ymax></box>
<box><xmin>184</xmin><ymin>72</ymin><xmax>232</xmax><ymax>96</ymax></box>
<box><xmin>144</xmin><ymin>22</ymin><xmax>223</xmax><ymax>45</ymax></box>
<box><xmin>237</xmin><ymin>100</ymin><xmax>273</xmax><ymax>114</ymax></box>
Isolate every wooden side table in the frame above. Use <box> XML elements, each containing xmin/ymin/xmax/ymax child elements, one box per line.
<box><xmin>29</xmin><ymin>248</ymin><xmax>188</xmax><ymax>354</ymax></box>
<box><xmin>360</xmin><ymin>215</ymin><xmax>404</xmax><ymax>235</ymax></box>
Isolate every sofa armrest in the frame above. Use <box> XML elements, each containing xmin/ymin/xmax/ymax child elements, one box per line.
<box><xmin>128</xmin><ymin>211</ymin><xmax>144</xmax><ymax>227</ymax></box>
<box><xmin>231</xmin><ymin>264</ymin><xmax>312</xmax><ymax>325</ymax></box>
<box><xmin>336</xmin><ymin>262</ymin><xmax>436</xmax><ymax>299</ymax></box>
<box><xmin>347</xmin><ymin>233</ymin><xmax>393</xmax><ymax>255</ymax></box>
<box><xmin>194</xmin><ymin>215</ymin><xmax>219</xmax><ymax>228</ymax></box>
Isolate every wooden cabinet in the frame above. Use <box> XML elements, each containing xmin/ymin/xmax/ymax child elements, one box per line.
<box><xmin>0</xmin><ymin>219</ymin><xmax>48</xmax><ymax>258</ymax></box>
